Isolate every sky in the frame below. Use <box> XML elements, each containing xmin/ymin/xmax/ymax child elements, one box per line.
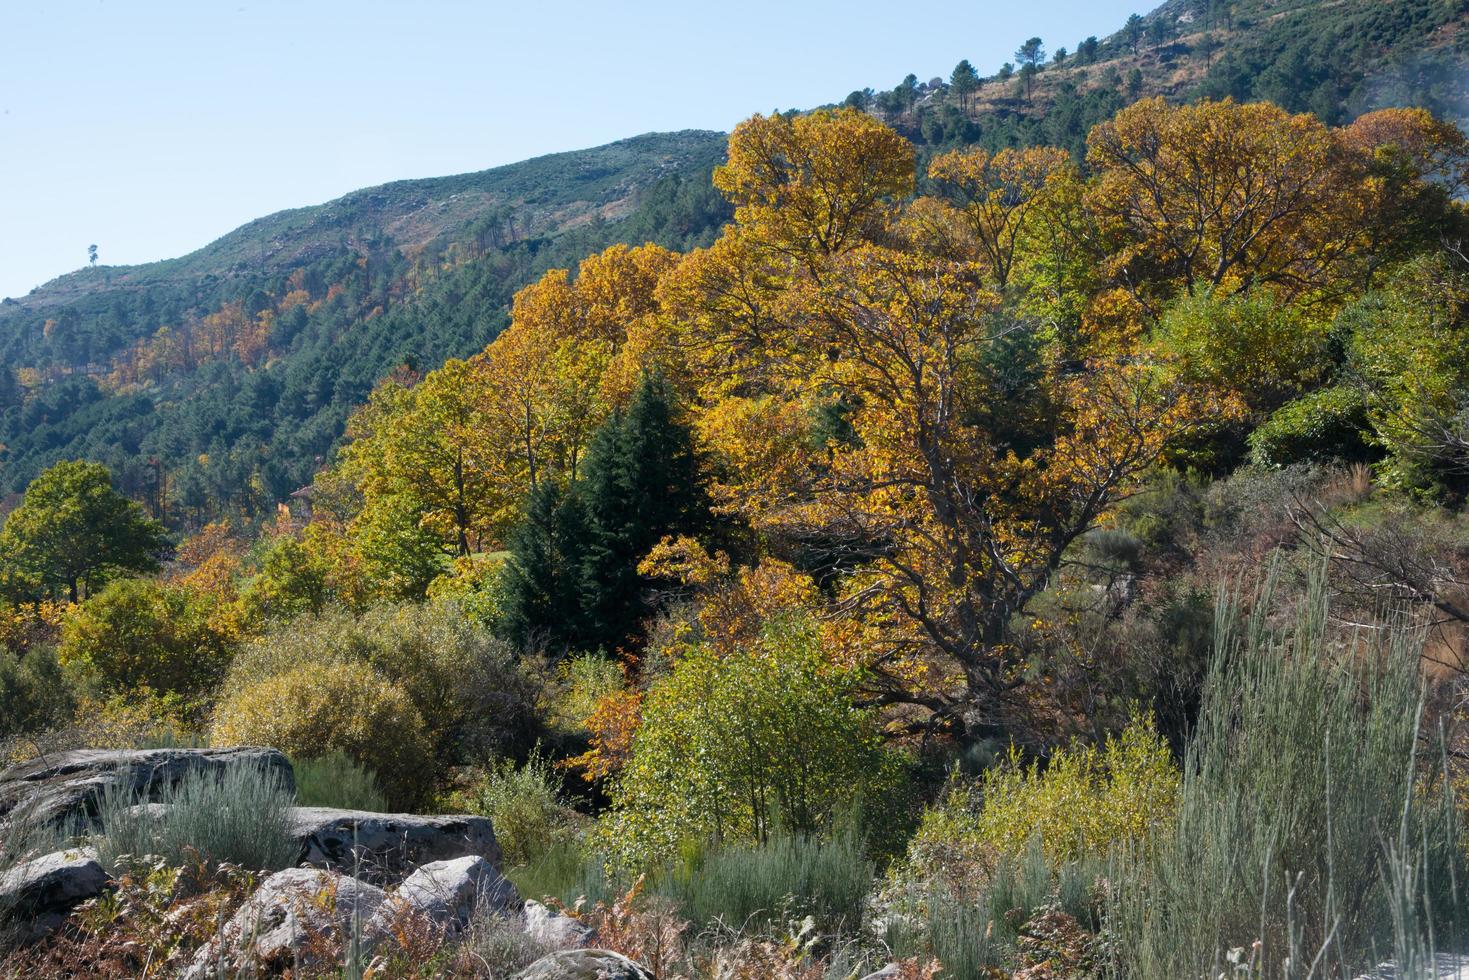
<box><xmin>0</xmin><ymin>0</ymin><xmax>1146</xmax><ymax>300</ymax></box>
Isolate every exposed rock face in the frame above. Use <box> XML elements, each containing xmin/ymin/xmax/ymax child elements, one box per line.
<box><xmin>522</xmin><ymin>898</ymin><xmax>597</xmax><ymax>951</ymax></box>
<box><xmin>180</xmin><ymin>867</ymin><xmax>389</xmax><ymax>979</ymax></box>
<box><xmin>517</xmin><ymin>948</ymin><xmax>656</xmax><ymax>980</ymax></box>
<box><xmin>0</xmin><ymin>747</ymin><xmax>293</xmax><ymax>832</ymax></box>
<box><xmin>393</xmin><ymin>855</ymin><xmax>519</xmax><ymax>930</ymax></box>
<box><xmin>290</xmin><ymin>806</ymin><xmax>501</xmax><ymax>880</ymax></box>
<box><xmin>0</xmin><ymin>847</ymin><xmax>109</xmax><ymax>943</ymax></box>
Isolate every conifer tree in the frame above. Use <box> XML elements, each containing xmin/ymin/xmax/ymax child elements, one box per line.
<box><xmin>579</xmin><ymin>374</ymin><xmax>710</xmax><ymax>651</ymax></box>
<box><xmin>498</xmin><ymin>479</ymin><xmax>592</xmax><ymax>652</ymax></box>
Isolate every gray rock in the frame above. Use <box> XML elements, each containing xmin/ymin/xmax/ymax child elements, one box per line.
<box><xmin>181</xmin><ymin>867</ymin><xmax>388</xmax><ymax>979</ymax></box>
<box><xmin>290</xmin><ymin>806</ymin><xmax>501</xmax><ymax>880</ymax></box>
<box><xmin>523</xmin><ymin>898</ymin><xmax>597</xmax><ymax>951</ymax></box>
<box><xmin>0</xmin><ymin>747</ymin><xmax>293</xmax><ymax>832</ymax></box>
<box><xmin>859</xmin><ymin>967</ymin><xmax>901</xmax><ymax>980</ymax></box>
<box><xmin>0</xmin><ymin>847</ymin><xmax>109</xmax><ymax>943</ymax></box>
<box><xmin>392</xmin><ymin>855</ymin><xmax>519</xmax><ymax>931</ymax></box>
<box><xmin>518</xmin><ymin>948</ymin><xmax>655</xmax><ymax>979</ymax></box>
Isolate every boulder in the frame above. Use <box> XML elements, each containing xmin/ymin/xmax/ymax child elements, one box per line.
<box><xmin>181</xmin><ymin>867</ymin><xmax>388</xmax><ymax>979</ymax></box>
<box><xmin>392</xmin><ymin>855</ymin><xmax>519</xmax><ymax>931</ymax></box>
<box><xmin>290</xmin><ymin>806</ymin><xmax>501</xmax><ymax>880</ymax></box>
<box><xmin>518</xmin><ymin>948</ymin><xmax>655</xmax><ymax>980</ymax></box>
<box><xmin>859</xmin><ymin>967</ymin><xmax>901</xmax><ymax>980</ymax></box>
<box><xmin>0</xmin><ymin>847</ymin><xmax>109</xmax><ymax>943</ymax></box>
<box><xmin>0</xmin><ymin>747</ymin><xmax>293</xmax><ymax>832</ymax></box>
<box><xmin>523</xmin><ymin>898</ymin><xmax>597</xmax><ymax>951</ymax></box>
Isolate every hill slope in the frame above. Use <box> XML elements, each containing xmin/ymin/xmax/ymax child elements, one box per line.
<box><xmin>2</xmin><ymin>0</ymin><xmax>1465</xmax><ymax>524</ymax></box>
<box><xmin>853</xmin><ymin>0</ymin><xmax>1468</xmax><ymax>156</ymax></box>
<box><xmin>0</xmin><ymin>131</ymin><xmax>731</xmax><ymax>511</ymax></box>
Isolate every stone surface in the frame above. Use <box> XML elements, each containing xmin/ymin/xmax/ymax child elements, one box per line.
<box><xmin>392</xmin><ymin>855</ymin><xmax>519</xmax><ymax>930</ymax></box>
<box><xmin>523</xmin><ymin>898</ymin><xmax>597</xmax><ymax>951</ymax></box>
<box><xmin>517</xmin><ymin>948</ymin><xmax>655</xmax><ymax>980</ymax></box>
<box><xmin>0</xmin><ymin>847</ymin><xmax>109</xmax><ymax>943</ymax></box>
<box><xmin>858</xmin><ymin>967</ymin><xmax>900</xmax><ymax>980</ymax></box>
<box><xmin>181</xmin><ymin>867</ymin><xmax>388</xmax><ymax>979</ymax></box>
<box><xmin>0</xmin><ymin>747</ymin><xmax>293</xmax><ymax>832</ymax></box>
<box><xmin>290</xmin><ymin>806</ymin><xmax>501</xmax><ymax>880</ymax></box>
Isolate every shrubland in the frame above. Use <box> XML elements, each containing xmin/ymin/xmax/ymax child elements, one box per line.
<box><xmin>4</xmin><ymin>92</ymin><xmax>1469</xmax><ymax>977</ymax></box>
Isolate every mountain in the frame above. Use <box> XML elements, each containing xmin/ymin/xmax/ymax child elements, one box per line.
<box><xmin>0</xmin><ymin>132</ymin><xmax>731</xmax><ymax>513</ymax></box>
<box><xmin>2</xmin><ymin>0</ymin><xmax>1465</xmax><ymax>524</ymax></box>
<box><xmin>852</xmin><ymin>0</ymin><xmax>1468</xmax><ymax>157</ymax></box>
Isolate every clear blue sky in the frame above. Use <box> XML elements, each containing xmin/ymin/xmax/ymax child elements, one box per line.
<box><xmin>0</xmin><ymin>0</ymin><xmax>1145</xmax><ymax>299</ymax></box>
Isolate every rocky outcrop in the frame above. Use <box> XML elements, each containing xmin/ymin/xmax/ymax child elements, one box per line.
<box><xmin>392</xmin><ymin>855</ymin><xmax>519</xmax><ymax>930</ymax></box>
<box><xmin>0</xmin><ymin>747</ymin><xmax>293</xmax><ymax>832</ymax></box>
<box><xmin>518</xmin><ymin>948</ymin><xmax>655</xmax><ymax>979</ymax></box>
<box><xmin>523</xmin><ymin>898</ymin><xmax>597</xmax><ymax>951</ymax></box>
<box><xmin>290</xmin><ymin>806</ymin><xmax>501</xmax><ymax>880</ymax></box>
<box><xmin>180</xmin><ymin>867</ymin><xmax>389</xmax><ymax>979</ymax></box>
<box><xmin>0</xmin><ymin>847</ymin><xmax>109</xmax><ymax>943</ymax></box>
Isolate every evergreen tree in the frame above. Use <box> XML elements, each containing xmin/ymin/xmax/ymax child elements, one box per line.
<box><xmin>498</xmin><ymin>479</ymin><xmax>592</xmax><ymax>652</ymax></box>
<box><xmin>579</xmin><ymin>375</ymin><xmax>710</xmax><ymax>652</ymax></box>
<box><xmin>950</xmin><ymin>60</ymin><xmax>980</xmax><ymax>110</ymax></box>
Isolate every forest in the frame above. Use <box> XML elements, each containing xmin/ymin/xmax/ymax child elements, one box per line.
<box><xmin>4</xmin><ymin>81</ymin><xmax>1469</xmax><ymax>977</ymax></box>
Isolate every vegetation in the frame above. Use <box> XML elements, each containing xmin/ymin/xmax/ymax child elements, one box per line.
<box><xmin>5</xmin><ymin>6</ymin><xmax>1469</xmax><ymax>974</ymax></box>
<box><xmin>93</xmin><ymin>762</ymin><xmax>297</xmax><ymax>874</ymax></box>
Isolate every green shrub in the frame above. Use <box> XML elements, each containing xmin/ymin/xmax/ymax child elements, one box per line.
<box><xmin>0</xmin><ymin>646</ymin><xmax>75</xmax><ymax>739</ymax></box>
<box><xmin>901</xmin><ymin>715</ymin><xmax>1177</xmax><ymax>889</ymax></box>
<box><xmin>211</xmin><ymin>660</ymin><xmax>433</xmax><ymax>809</ymax></box>
<box><xmin>890</xmin><ymin>842</ymin><xmax>1103</xmax><ymax>980</ymax></box>
<box><xmin>1108</xmin><ymin>566</ymin><xmax>1465</xmax><ymax>979</ymax></box>
<box><xmin>57</xmin><ymin>578</ymin><xmax>235</xmax><ymax>699</ymax></box>
<box><xmin>657</xmin><ymin>826</ymin><xmax>874</xmax><ymax>937</ymax></box>
<box><xmin>1158</xmin><ymin>290</ymin><xmax>1329</xmax><ymax>415</ymax></box>
<box><xmin>440</xmin><ymin>753</ymin><xmax>579</xmax><ymax>868</ymax></box>
<box><xmin>94</xmin><ymin>761</ymin><xmax>296</xmax><ymax>874</ymax></box>
<box><xmin>223</xmin><ymin>600</ymin><xmax>537</xmax><ymax>764</ymax></box>
<box><xmin>1249</xmin><ymin>385</ymin><xmax>1375</xmax><ymax>468</ymax></box>
<box><xmin>602</xmin><ymin>616</ymin><xmax>902</xmax><ymax>870</ymax></box>
<box><xmin>292</xmin><ymin>750</ymin><xmax>388</xmax><ymax>811</ymax></box>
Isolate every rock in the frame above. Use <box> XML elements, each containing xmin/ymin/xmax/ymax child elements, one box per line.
<box><xmin>392</xmin><ymin>855</ymin><xmax>519</xmax><ymax>931</ymax></box>
<box><xmin>518</xmin><ymin>948</ymin><xmax>655</xmax><ymax>980</ymax></box>
<box><xmin>0</xmin><ymin>747</ymin><xmax>293</xmax><ymax>832</ymax></box>
<box><xmin>859</xmin><ymin>967</ymin><xmax>901</xmax><ymax>980</ymax></box>
<box><xmin>0</xmin><ymin>847</ymin><xmax>109</xmax><ymax>943</ymax></box>
<box><xmin>290</xmin><ymin>806</ymin><xmax>501</xmax><ymax>880</ymax></box>
<box><xmin>181</xmin><ymin>867</ymin><xmax>388</xmax><ymax>979</ymax></box>
<box><xmin>523</xmin><ymin>898</ymin><xmax>597</xmax><ymax>951</ymax></box>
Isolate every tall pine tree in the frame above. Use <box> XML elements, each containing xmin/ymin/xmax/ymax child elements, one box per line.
<box><xmin>498</xmin><ymin>479</ymin><xmax>592</xmax><ymax>652</ymax></box>
<box><xmin>579</xmin><ymin>374</ymin><xmax>710</xmax><ymax>652</ymax></box>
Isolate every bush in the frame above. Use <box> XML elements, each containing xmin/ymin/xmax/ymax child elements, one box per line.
<box><xmin>292</xmin><ymin>750</ymin><xmax>388</xmax><ymax>811</ymax></box>
<box><xmin>223</xmin><ymin>600</ymin><xmax>537</xmax><ymax>765</ymax></box>
<box><xmin>94</xmin><ymin>761</ymin><xmax>297</xmax><ymax>874</ymax></box>
<box><xmin>657</xmin><ymin>826</ymin><xmax>874</xmax><ymax>937</ymax></box>
<box><xmin>0</xmin><ymin>647</ymin><xmax>75</xmax><ymax>739</ymax></box>
<box><xmin>602</xmin><ymin>616</ymin><xmax>902</xmax><ymax>869</ymax></box>
<box><xmin>440</xmin><ymin>753</ymin><xmax>580</xmax><ymax>869</ymax></box>
<box><xmin>890</xmin><ymin>843</ymin><xmax>1103</xmax><ymax>980</ymax></box>
<box><xmin>1158</xmin><ymin>289</ymin><xmax>1329</xmax><ymax>415</ymax></box>
<box><xmin>900</xmin><ymin>716</ymin><xmax>1178</xmax><ymax>889</ymax></box>
<box><xmin>57</xmin><ymin>578</ymin><xmax>235</xmax><ymax>699</ymax></box>
<box><xmin>211</xmin><ymin>661</ymin><xmax>433</xmax><ymax>809</ymax></box>
<box><xmin>1108</xmin><ymin>567</ymin><xmax>1465</xmax><ymax>978</ymax></box>
<box><xmin>1249</xmin><ymin>385</ymin><xmax>1375</xmax><ymax>468</ymax></box>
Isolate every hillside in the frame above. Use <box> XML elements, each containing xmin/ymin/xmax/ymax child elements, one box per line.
<box><xmin>1</xmin><ymin>0</ymin><xmax>1465</xmax><ymax>525</ymax></box>
<box><xmin>852</xmin><ymin>0</ymin><xmax>1469</xmax><ymax>156</ymax></box>
<box><xmin>6</xmin><ymin>131</ymin><xmax>725</xmax><ymax>313</ymax></box>
<box><xmin>0</xmin><ymin>131</ymin><xmax>731</xmax><ymax>510</ymax></box>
